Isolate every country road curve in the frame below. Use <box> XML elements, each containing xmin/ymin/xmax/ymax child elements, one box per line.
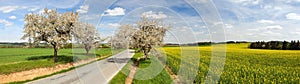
<box><xmin>27</xmin><ymin>49</ymin><xmax>134</xmax><ymax>84</ymax></box>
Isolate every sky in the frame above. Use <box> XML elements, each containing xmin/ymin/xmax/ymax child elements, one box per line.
<box><xmin>1</xmin><ymin>0</ymin><xmax>300</xmax><ymax>43</ymax></box>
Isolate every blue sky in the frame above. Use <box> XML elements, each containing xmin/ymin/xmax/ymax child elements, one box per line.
<box><xmin>1</xmin><ymin>0</ymin><xmax>300</xmax><ymax>43</ymax></box>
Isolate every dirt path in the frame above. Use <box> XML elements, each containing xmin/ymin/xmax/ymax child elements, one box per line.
<box><xmin>0</xmin><ymin>55</ymin><xmax>110</xmax><ymax>83</ymax></box>
<box><xmin>164</xmin><ymin>65</ymin><xmax>181</xmax><ymax>84</ymax></box>
<box><xmin>125</xmin><ymin>58</ymin><xmax>140</xmax><ymax>84</ymax></box>
<box><xmin>123</xmin><ymin>57</ymin><xmax>181</xmax><ymax>84</ymax></box>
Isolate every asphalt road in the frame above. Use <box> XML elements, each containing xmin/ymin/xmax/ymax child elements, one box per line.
<box><xmin>27</xmin><ymin>49</ymin><xmax>134</xmax><ymax>84</ymax></box>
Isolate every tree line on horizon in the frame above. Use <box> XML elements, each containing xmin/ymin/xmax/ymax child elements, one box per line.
<box><xmin>249</xmin><ymin>40</ymin><xmax>300</xmax><ymax>50</ymax></box>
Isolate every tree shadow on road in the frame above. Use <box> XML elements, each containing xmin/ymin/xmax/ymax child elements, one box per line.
<box><xmin>26</xmin><ymin>55</ymin><xmax>79</xmax><ymax>63</ymax></box>
<box><xmin>70</xmin><ymin>53</ymin><xmax>100</xmax><ymax>57</ymax></box>
<box><xmin>107</xmin><ymin>58</ymin><xmax>131</xmax><ymax>63</ymax></box>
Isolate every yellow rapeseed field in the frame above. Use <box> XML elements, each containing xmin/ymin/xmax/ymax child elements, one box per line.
<box><xmin>162</xmin><ymin>43</ymin><xmax>300</xmax><ymax>83</ymax></box>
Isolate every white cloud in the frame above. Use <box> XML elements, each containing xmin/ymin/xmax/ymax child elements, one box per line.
<box><xmin>248</xmin><ymin>25</ymin><xmax>282</xmax><ymax>31</ymax></box>
<box><xmin>263</xmin><ymin>5</ymin><xmax>272</xmax><ymax>9</ymax></box>
<box><xmin>0</xmin><ymin>6</ymin><xmax>39</xmax><ymax>12</ymax></box>
<box><xmin>102</xmin><ymin>7</ymin><xmax>126</xmax><ymax>16</ymax></box>
<box><xmin>257</xmin><ymin>19</ymin><xmax>275</xmax><ymax>24</ymax></box>
<box><xmin>286</xmin><ymin>13</ymin><xmax>300</xmax><ymax>20</ymax></box>
<box><xmin>224</xmin><ymin>24</ymin><xmax>233</xmax><ymax>29</ymax></box>
<box><xmin>141</xmin><ymin>11</ymin><xmax>167</xmax><ymax>19</ymax></box>
<box><xmin>231</xmin><ymin>0</ymin><xmax>261</xmax><ymax>5</ymax></box>
<box><xmin>9</xmin><ymin>16</ymin><xmax>16</xmax><ymax>20</ymax></box>
<box><xmin>38</xmin><ymin>10</ymin><xmax>44</xmax><ymax>14</ymax></box>
<box><xmin>273</xmin><ymin>6</ymin><xmax>282</xmax><ymax>10</ymax></box>
<box><xmin>177</xmin><ymin>26</ymin><xmax>189</xmax><ymax>32</ymax></box>
<box><xmin>79</xmin><ymin>14</ymin><xmax>101</xmax><ymax>21</ymax></box>
<box><xmin>291</xmin><ymin>31</ymin><xmax>300</xmax><ymax>35</ymax></box>
<box><xmin>263</xmin><ymin>31</ymin><xmax>282</xmax><ymax>36</ymax></box>
<box><xmin>19</xmin><ymin>6</ymin><xmax>28</xmax><ymax>10</ymax></box>
<box><xmin>47</xmin><ymin>0</ymin><xmax>81</xmax><ymax>9</ymax></box>
<box><xmin>252</xmin><ymin>0</ymin><xmax>260</xmax><ymax>5</ymax></box>
<box><xmin>213</xmin><ymin>21</ymin><xmax>223</xmax><ymax>25</ymax></box>
<box><xmin>0</xmin><ymin>19</ymin><xmax>13</xmax><ymax>27</ymax></box>
<box><xmin>0</xmin><ymin>6</ymin><xmax>19</xmax><ymax>13</ymax></box>
<box><xmin>108</xmin><ymin>23</ymin><xmax>120</xmax><ymax>28</ymax></box>
<box><xmin>263</xmin><ymin>5</ymin><xmax>282</xmax><ymax>10</ymax></box>
<box><xmin>247</xmin><ymin>28</ymin><xmax>260</xmax><ymax>31</ymax></box>
<box><xmin>77</xmin><ymin>5</ymin><xmax>89</xmax><ymax>14</ymax></box>
<box><xmin>285</xmin><ymin>0</ymin><xmax>300</xmax><ymax>3</ymax></box>
<box><xmin>38</xmin><ymin>9</ymin><xmax>52</xmax><ymax>14</ymax></box>
<box><xmin>29</xmin><ymin>7</ymin><xmax>39</xmax><ymax>11</ymax></box>
<box><xmin>194</xmin><ymin>31</ymin><xmax>205</xmax><ymax>35</ymax></box>
<box><xmin>194</xmin><ymin>25</ymin><xmax>198</xmax><ymax>27</ymax></box>
<box><xmin>264</xmin><ymin>25</ymin><xmax>282</xmax><ymax>30</ymax></box>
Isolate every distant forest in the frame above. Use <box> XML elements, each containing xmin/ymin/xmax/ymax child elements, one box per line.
<box><xmin>0</xmin><ymin>42</ymin><xmax>71</xmax><ymax>48</ymax></box>
<box><xmin>163</xmin><ymin>41</ymin><xmax>248</xmax><ymax>47</ymax></box>
<box><xmin>249</xmin><ymin>40</ymin><xmax>300</xmax><ymax>50</ymax></box>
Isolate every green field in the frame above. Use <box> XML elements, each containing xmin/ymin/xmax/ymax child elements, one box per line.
<box><xmin>163</xmin><ymin>43</ymin><xmax>300</xmax><ymax>83</ymax></box>
<box><xmin>0</xmin><ymin>48</ymin><xmax>113</xmax><ymax>75</ymax></box>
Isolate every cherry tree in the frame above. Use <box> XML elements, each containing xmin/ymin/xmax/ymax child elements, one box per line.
<box><xmin>73</xmin><ymin>22</ymin><xmax>101</xmax><ymax>55</ymax></box>
<box><xmin>22</xmin><ymin>8</ymin><xmax>78</xmax><ymax>62</ymax></box>
<box><xmin>109</xmin><ymin>24</ymin><xmax>135</xmax><ymax>49</ymax></box>
<box><xmin>131</xmin><ymin>17</ymin><xmax>169</xmax><ymax>59</ymax></box>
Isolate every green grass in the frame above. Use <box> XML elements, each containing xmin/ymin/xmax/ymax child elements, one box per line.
<box><xmin>132</xmin><ymin>56</ymin><xmax>173</xmax><ymax>84</ymax></box>
<box><xmin>109</xmin><ymin>52</ymin><xmax>143</xmax><ymax>84</ymax></box>
<box><xmin>109</xmin><ymin>52</ymin><xmax>173</xmax><ymax>84</ymax></box>
<box><xmin>0</xmin><ymin>48</ymin><xmax>113</xmax><ymax>75</ymax></box>
<box><xmin>163</xmin><ymin>43</ymin><xmax>300</xmax><ymax>83</ymax></box>
<box><xmin>109</xmin><ymin>61</ymin><xmax>132</xmax><ymax>84</ymax></box>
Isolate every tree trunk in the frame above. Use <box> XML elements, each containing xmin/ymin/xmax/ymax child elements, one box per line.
<box><xmin>85</xmin><ymin>44</ymin><xmax>91</xmax><ymax>56</ymax></box>
<box><xmin>143</xmin><ymin>49</ymin><xmax>149</xmax><ymax>60</ymax></box>
<box><xmin>144</xmin><ymin>52</ymin><xmax>148</xmax><ymax>59</ymax></box>
<box><xmin>144</xmin><ymin>45</ymin><xmax>151</xmax><ymax>60</ymax></box>
<box><xmin>86</xmin><ymin>50</ymin><xmax>89</xmax><ymax>56</ymax></box>
<box><xmin>53</xmin><ymin>45</ymin><xmax>58</xmax><ymax>63</ymax></box>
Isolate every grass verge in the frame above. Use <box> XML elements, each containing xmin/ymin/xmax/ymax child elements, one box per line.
<box><xmin>132</xmin><ymin>57</ymin><xmax>172</xmax><ymax>84</ymax></box>
<box><xmin>109</xmin><ymin>52</ymin><xmax>142</xmax><ymax>84</ymax></box>
<box><xmin>0</xmin><ymin>48</ymin><xmax>114</xmax><ymax>75</ymax></box>
<box><xmin>109</xmin><ymin>52</ymin><xmax>173</xmax><ymax>84</ymax></box>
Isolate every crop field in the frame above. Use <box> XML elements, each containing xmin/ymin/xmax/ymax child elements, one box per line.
<box><xmin>163</xmin><ymin>43</ymin><xmax>300</xmax><ymax>83</ymax></box>
<box><xmin>0</xmin><ymin>48</ymin><xmax>113</xmax><ymax>75</ymax></box>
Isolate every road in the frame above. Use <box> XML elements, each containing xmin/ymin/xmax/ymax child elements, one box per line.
<box><xmin>27</xmin><ymin>49</ymin><xmax>134</xmax><ymax>84</ymax></box>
